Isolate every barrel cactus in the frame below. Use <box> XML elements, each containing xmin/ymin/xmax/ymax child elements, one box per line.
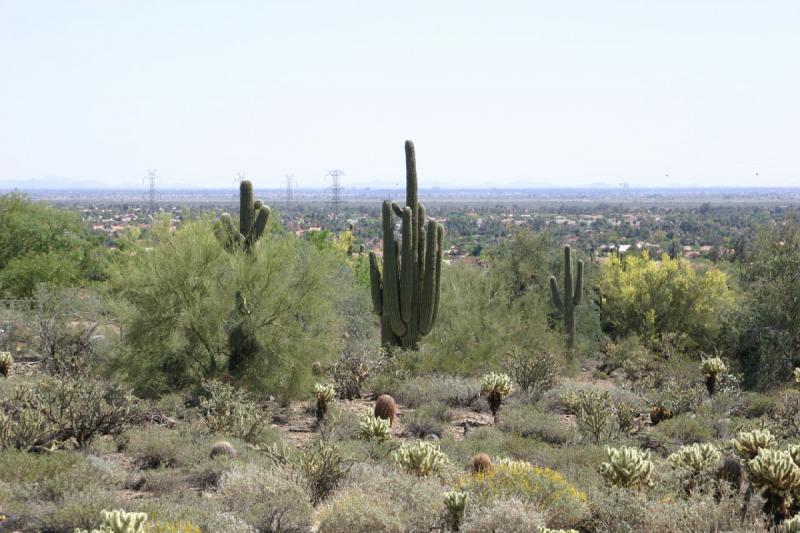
<box><xmin>444</xmin><ymin>490</ymin><xmax>469</xmax><ymax>532</ymax></box>
<box><xmin>747</xmin><ymin>449</ymin><xmax>800</xmax><ymax>521</ymax></box>
<box><xmin>700</xmin><ymin>356</ymin><xmax>727</xmax><ymax>396</ymax></box>
<box><xmin>314</xmin><ymin>383</ymin><xmax>335</xmax><ymax>422</ymax></box>
<box><xmin>368</xmin><ymin>141</ymin><xmax>444</xmax><ymax>349</ymax></box>
<box><xmin>217</xmin><ymin>180</ymin><xmax>271</xmax><ymax>254</ymax></box>
<box><xmin>599</xmin><ymin>446</ymin><xmax>654</xmax><ymax>488</ymax></box>
<box><xmin>481</xmin><ymin>372</ymin><xmax>513</xmax><ymax>424</ymax></box>
<box><xmin>0</xmin><ymin>352</ymin><xmax>12</xmax><ymax>377</ymax></box>
<box><xmin>549</xmin><ymin>245</ymin><xmax>583</xmax><ymax>350</ymax></box>
<box><xmin>732</xmin><ymin>429</ymin><xmax>776</xmax><ymax>460</ymax></box>
<box><xmin>393</xmin><ymin>440</ymin><xmax>449</xmax><ymax>477</ymax></box>
<box><xmin>75</xmin><ymin>509</ymin><xmax>148</xmax><ymax>533</ymax></box>
<box><xmin>359</xmin><ymin>413</ymin><xmax>391</xmax><ymax>442</ymax></box>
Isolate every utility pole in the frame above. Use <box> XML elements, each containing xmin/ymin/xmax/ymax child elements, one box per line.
<box><xmin>328</xmin><ymin>169</ymin><xmax>344</xmax><ymax>226</ymax></box>
<box><xmin>143</xmin><ymin>169</ymin><xmax>157</xmax><ymax>214</ymax></box>
<box><xmin>285</xmin><ymin>174</ymin><xmax>294</xmax><ymax>208</ymax></box>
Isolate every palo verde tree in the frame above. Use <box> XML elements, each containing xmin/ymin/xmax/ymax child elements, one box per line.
<box><xmin>368</xmin><ymin>141</ymin><xmax>444</xmax><ymax>349</ymax></box>
<box><xmin>549</xmin><ymin>245</ymin><xmax>583</xmax><ymax>350</ymax></box>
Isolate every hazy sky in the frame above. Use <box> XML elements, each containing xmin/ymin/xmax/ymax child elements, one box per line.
<box><xmin>1</xmin><ymin>1</ymin><xmax>799</xmax><ymax>189</ymax></box>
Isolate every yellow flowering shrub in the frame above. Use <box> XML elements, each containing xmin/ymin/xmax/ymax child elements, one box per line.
<box><xmin>457</xmin><ymin>459</ymin><xmax>587</xmax><ymax>529</ymax></box>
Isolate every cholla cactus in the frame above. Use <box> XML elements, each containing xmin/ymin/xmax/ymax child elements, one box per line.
<box><xmin>0</xmin><ymin>352</ymin><xmax>12</xmax><ymax>377</ymax></box>
<box><xmin>599</xmin><ymin>446</ymin><xmax>654</xmax><ymax>488</ymax></box>
<box><xmin>748</xmin><ymin>449</ymin><xmax>800</xmax><ymax>521</ymax></box>
<box><xmin>781</xmin><ymin>514</ymin><xmax>800</xmax><ymax>533</ymax></box>
<box><xmin>701</xmin><ymin>356</ymin><xmax>727</xmax><ymax>395</ymax></box>
<box><xmin>481</xmin><ymin>372</ymin><xmax>513</xmax><ymax>424</ymax></box>
<box><xmin>787</xmin><ymin>444</ymin><xmax>800</xmax><ymax>467</ymax></box>
<box><xmin>314</xmin><ymin>383</ymin><xmax>335</xmax><ymax>423</ymax></box>
<box><xmin>393</xmin><ymin>440</ymin><xmax>449</xmax><ymax>477</ymax></box>
<box><xmin>732</xmin><ymin>429</ymin><xmax>776</xmax><ymax>460</ymax></box>
<box><xmin>668</xmin><ymin>443</ymin><xmax>721</xmax><ymax>473</ymax></box>
<box><xmin>538</xmin><ymin>528</ymin><xmax>579</xmax><ymax>533</ymax></box>
<box><xmin>75</xmin><ymin>509</ymin><xmax>148</xmax><ymax>533</ymax></box>
<box><xmin>443</xmin><ymin>491</ymin><xmax>468</xmax><ymax>531</ymax></box>
<box><xmin>359</xmin><ymin>413</ymin><xmax>391</xmax><ymax>442</ymax></box>
<box><xmin>794</xmin><ymin>368</ymin><xmax>800</xmax><ymax>384</ymax></box>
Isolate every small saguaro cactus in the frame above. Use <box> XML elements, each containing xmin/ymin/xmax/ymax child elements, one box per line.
<box><xmin>374</xmin><ymin>394</ymin><xmax>398</xmax><ymax>426</ymax></box>
<box><xmin>314</xmin><ymin>383</ymin><xmax>335</xmax><ymax>423</ymax></box>
<box><xmin>443</xmin><ymin>491</ymin><xmax>469</xmax><ymax>532</ymax></box>
<box><xmin>599</xmin><ymin>446</ymin><xmax>654</xmax><ymax>488</ymax></box>
<box><xmin>747</xmin><ymin>449</ymin><xmax>800</xmax><ymax>522</ymax></box>
<box><xmin>549</xmin><ymin>245</ymin><xmax>583</xmax><ymax>350</ymax></box>
<box><xmin>368</xmin><ymin>141</ymin><xmax>444</xmax><ymax>350</ymax></box>
<box><xmin>0</xmin><ymin>352</ymin><xmax>12</xmax><ymax>377</ymax></box>
<box><xmin>481</xmin><ymin>372</ymin><xmax>513</xmax><ymax>424</ymax></box>
<box><xmin>732</xmin><ymin>429</ymin><xmax>776</xmax><ymax>461</ymax></box>
<box><xmin>217</xmin><ymin>180</ymin><xmax>271</xmax><ymax>254</ymax></box>
<box><xmin>358</xmin><ymin>413</ymin><xmax>391</xmax><ymax>442</ymax></box>
<box><xmin>701</xmin><ymin>356</ymin><xmax>727</xmax><ymax>396</ymax></box>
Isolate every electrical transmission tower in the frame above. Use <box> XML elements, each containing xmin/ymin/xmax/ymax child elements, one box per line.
<box><xmin>285</xmin><ymin>174</ymin><xmax>294</xmax><ymax>208</ymax></box>
<box><xmin>143</xmin><ymin>170</ymin><xmax>158</xmax><ymax>213</ymax></box>
<box><xmin>328</xmin><ymin>169</ymin><xmax>344</xmax><ymax>225</ymax></box>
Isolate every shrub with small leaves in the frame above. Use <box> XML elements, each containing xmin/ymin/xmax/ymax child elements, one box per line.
<box><xmin>481</xmin><ymin>372</ymin><xmax>513</xmax><ymax>424</ymax></box>
<box><xmin>457</xmin><ymin>459</ymin><xmax>587</xmax><ymax>529</ymax></box>
<box><xmin>314</xmin><ymin>383</ymin><xmax>335</xmax><ymax>422</ymax></box>
<box><xmin>701</xmin><ymin>356</ymin><xmax>727</xmax><ymax>395</ymax></box>
<box><xmin>732</xmin><ymin>428</ymin><xmax>776</xmax><ymax>460</ymax></box>
<box><xmin>0</xmin><ymin>351</ymin><xmax>12</xmax><ymax>377</ymax></box>
<box><xmin>599</xmin><ymin>446</ymin><xmax>654</xmax><ymax>488</ymax></box>
<box><xmin>444</xmin><ymin>491</ymin><xmax>468</xmax><ymax>532</ymax></box>
<box><xmin>75</xmin><ymin>509</ymin><xmax>148</xmax><ymax>533</ymax></box>
<box><xmin>199</xmin><ymin>380</ymin><xmax>269</xmax><ymax>443</ymax></box>
<box><xmin>298</xmin><ymin>440</ymin><xmax>351</xmax><ymax>504</ymax></box>
<box><xmin>359</xmin><ymin>413</ymin><xmax>391</xmax><ymax>442</ymax></box>
<box><xmin>502</xmin><ymin>347</ymin><xmax>559</xmax><ymax>401</ymax></box>
<box><xmin>393</xmin><ymin>440</ymin><xmax>449</xmax><ymax>477</ymax></box>
<box><xmin>747</xmin><ymin>449</ymin><xmax>800</xmax><ymax>521</ymax></box>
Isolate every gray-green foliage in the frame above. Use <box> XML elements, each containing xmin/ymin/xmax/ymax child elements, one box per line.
<box><xmin>199</xmin><ymin>380</ymin><xmax>270</xmax><ymax>443</ymax></box>
<box><xmin>110</xmin><ymin>219</ymin><xmax>344</xmax><ymax>399</ymax></box>
<box><xmin>369</xmin><ymin>141</ymin><xmax>444</xmax><ymax>350</ymax></box>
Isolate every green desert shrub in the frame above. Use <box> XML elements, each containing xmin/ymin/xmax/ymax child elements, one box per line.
<box><xmin>651</xmin><ymin>413</ymin><xmax>716</xmax><ymax>445</ymax></box>
<box><xmin>405</xmin><ymin>402</ymin><xmax>451</xmax><ymax>438</ymax></box>
<box><xmin>375</xmin><ymin>374</ymin><xmax>481</xmax><ymax>409</ymax></box>
<box><xmin>198</xmin><ymin>380</ymin><xmax>270</xmax><ymax>444</ymax></box>
<box><xmin>499</xmin><ymin>406</ymin><xmax>577</xmax><ymax>445</ymax></box>
<box><xmin>502</xmin><ymin>346</ymin><xmax>560</xmax><ymax>401</ymax></box>
<box><xmin>217</xmin><ymin>462</ymin><xmax>312</xmax><ymax>532</ymax></box>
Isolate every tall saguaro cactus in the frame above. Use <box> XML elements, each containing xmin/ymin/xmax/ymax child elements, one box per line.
<box><xmin>218</xmin><ymin>180</ymin><xmax>271</xmax><ymax>254</ymax></box>
<box><xmin>549</xmin><ymin>245</ymin><xmax>583</xmax><ymax>350</ymax></box>
<box><xmin>368</xmin><ymin>141</ymin><xmax>444</xmax><ymax>350</ymax></box>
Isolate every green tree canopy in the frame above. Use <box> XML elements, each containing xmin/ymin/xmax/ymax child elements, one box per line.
<box><xmin>598</xmin><ymin>251</ymin><xmax>735</xmax><ymax>352</ymax></box>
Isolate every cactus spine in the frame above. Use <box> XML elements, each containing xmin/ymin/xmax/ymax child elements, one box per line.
<box><xmin>549</xmin><ymin>245</ymin><xmax>583</xmax><ymax>350</ymax></box>
<box><xmin>218</xmin><ymin>180</ymin><xmax>271</xmax><ymax>254</ymax></box>
<box><xmin>369</xmin><ymin>141</ymin><xmax>444</xmax><ymax>349</ymax></box>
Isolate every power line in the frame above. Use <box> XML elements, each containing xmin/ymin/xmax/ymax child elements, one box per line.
<box><xmin>328</xmin><ymin>169</ymin><xmax>344</xmax><ymax>225</ymax></box>
<box><xmin>143</xmin><ymin>169</ymin><xmax>157</xmax><ymax>213</ymax></box>
<box><xmin>285</xmin><ymin>174</ymin><xmax>294</xmax><ymax>208</ymax></box>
